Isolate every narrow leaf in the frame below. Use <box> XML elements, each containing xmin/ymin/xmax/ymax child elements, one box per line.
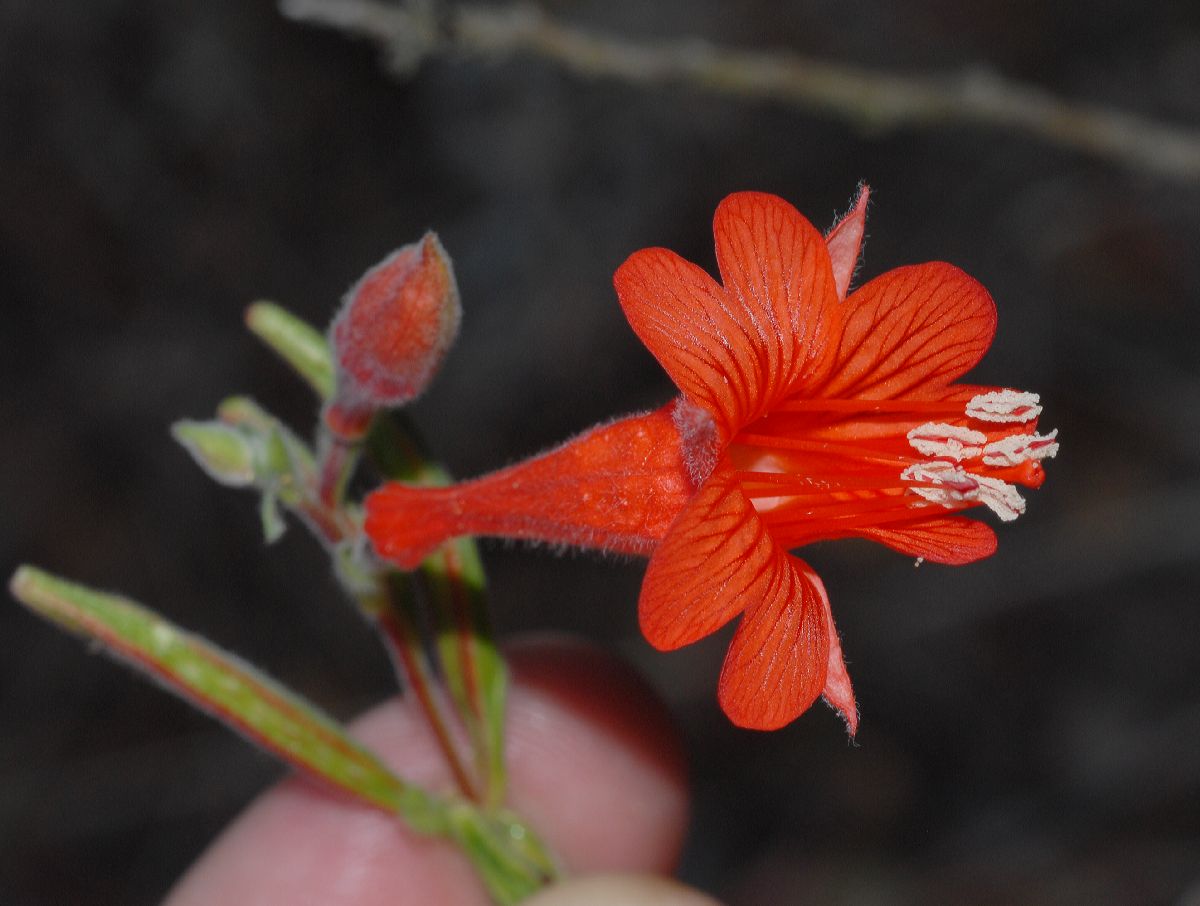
<box><xmin>214</xmin><ymin>397</ymin><xmax>319</xmax><ymax>489</ymax></box>
<box><xmin>217</xmin><ymin>395</ymin><xmax>280</xmax><ymax>434</ymax></box>
<box><xmin>9</xmin><ymin>566</ymin><xmax>448</xmax><ymax>834</ymax></box>
<box><xmin>447</xmin><ymin>805</ymin><xmax>559</xmax><ymax>905</ymax></box>
<box><xmin>259</xmin><ymin>488</ymin><xmax>288</xmax><ymax>544</ymax></box>
<box><xmin>172</xmin><ymin>420</ymin><xmax>257</xmax><ymax>486</ymax></box>
<box><xmin>424</xmin><ymin>536</ymin><xmax>509</xmax><ymax>806</ymax></box>
<box><xmin>245</xmin><ymin>301</ymin><xmax>336</xmax><ymax>400</ymax></box>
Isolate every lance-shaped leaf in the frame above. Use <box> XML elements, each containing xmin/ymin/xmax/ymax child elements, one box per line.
<box><xmin>9</xmin><ymin>566</ymin><xmax>447</xmax><ymax>834</ymax></box>
<box><xmin>11</xmin><ymin>566</ymin><xmax>558</xmax><ymax>903</ymax></box>
<box><xmin>245</xmin><ymin>300</ymin><xmax>336</xmax><ymax>399</ymax></box>
<box><xmin>447</xmin><ymin>804</ymin><xmax>559</xmax><ymax>904</ymax></box>
<box><xmin>171</xmin><ymin>420</ymin><xmax>258</xmax><ymax>487</ymax></box>
<box><xmin>424</xmin><ymin>530</ymin><xmax>508</xmax><ymax>806</ymax></box>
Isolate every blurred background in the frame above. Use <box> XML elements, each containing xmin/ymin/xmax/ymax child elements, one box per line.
<box><xmin>3</xmin><ymin>1</ymin><xmax>1199</xmax><ymax>903</ymax></box>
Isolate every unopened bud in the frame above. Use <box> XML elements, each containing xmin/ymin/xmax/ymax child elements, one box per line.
<box><xmin>325</xmin><ymin>232</ymin><xmax>461</xmax><ymax>440</ymax></box>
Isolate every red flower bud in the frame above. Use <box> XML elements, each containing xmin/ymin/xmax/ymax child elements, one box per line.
<box><xmin>325</xmin><ymin>232</ymin><xmax>461</xmax><ymax>439</ymax></box>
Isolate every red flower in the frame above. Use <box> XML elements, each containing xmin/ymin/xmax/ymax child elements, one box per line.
<box><xmin>365</xmin><ymin>189</ymin><xmax>1057</xmax><ymax>732</ymax></box>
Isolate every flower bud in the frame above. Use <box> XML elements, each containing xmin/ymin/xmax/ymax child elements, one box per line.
<box><xmin>325</xmin><ymin>232</ymin><xmax>461</xmax><ymax>439</ymax></box>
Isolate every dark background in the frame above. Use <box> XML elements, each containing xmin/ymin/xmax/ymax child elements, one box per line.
<box><xmin>4</xmin><ymin>2</ymin><xmax>1199</xmax><ymax>903</ymax></box>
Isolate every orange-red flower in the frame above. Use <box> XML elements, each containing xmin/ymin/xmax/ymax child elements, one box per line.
<box><xmin>365</xmin><ymin>189</ymin><xmax>1057</xmax><ymax>733</ymax></box>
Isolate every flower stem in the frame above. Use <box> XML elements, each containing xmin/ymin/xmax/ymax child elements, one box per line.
<box><xmin>316</xmin><ymin>432</ymin><xmax>360</xmax><ymax>510</ymax></box>
<box><xmin>373</xmin><ymin>574</ymin><xmax>481</xmax><ymax>802</ymax></box>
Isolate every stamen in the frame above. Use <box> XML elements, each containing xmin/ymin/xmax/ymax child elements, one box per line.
<box><xmin>737</xmin><ymin>471</ymin><xmax>919</xmax><ymax>494</ymax></box>
<box><xmin>966</xmin><ymin>390</ymin><xmax>1042</xmax><ymax>423</ymax></box>
<box><xmin>907</xmin><ymin>423</ymin><xmax>987</xmax><ymax>461</ymax></box>
<box><xmin>732</xmin><ymin>387</ymin><xmax>1052</xmax><ymax>534</ymax></box>
<box><xmin>764</xmin><ymin>499</ymin><xmax>938</xmax><ymax>543</ymax></box>
<box><xmin>974</xmin><ymin>476</ymin><xmax>1026</xmax><ymax>522</ymax></box>
<box><xmin>900</xmin><ymin>460</ymin><xmax>1026</xmax><ymax>521</ymax></box>
<box><xmin>981</xmin><ymin>430</ymin><xmax>1060</xmax><ymax>467</ymax></box>
<box><xmin>901</xmin><ymin>462</ymin><xmax>979</xmax><ymax>508</ymax></box>
<box><xmin>762</xmin><ymin>494</ymin><xmax>925</xmax><ymax>525</ymax></box>
<box><xmin>735</xmin><ymin>434</ymin><xmax>916</xmax><ymax>468</ymax></box>
<box><xmin>773</xmin><ymin>398</ymin><xmax>964</xmax><ymax>415</ymax></box>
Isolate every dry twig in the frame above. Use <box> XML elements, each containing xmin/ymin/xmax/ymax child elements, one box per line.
<box><xmin>280</xmin><ymin>0</ymin><xmax>1200</xmax><ymax>184</ymax></box>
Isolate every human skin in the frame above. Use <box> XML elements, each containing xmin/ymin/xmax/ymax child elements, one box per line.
<box><xmin>164</xmin><ymin>635</ymin><xmax>715</xmax><ymax>906</ymax></box>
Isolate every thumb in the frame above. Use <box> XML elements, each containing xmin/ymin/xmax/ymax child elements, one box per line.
<box><xmin>524</xmin><ymin>873</ymin><xmax>723</xmax><ymax>906</ymax></box>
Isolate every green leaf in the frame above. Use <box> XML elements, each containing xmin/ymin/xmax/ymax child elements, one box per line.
<box><xmin>447</xmin><ymin>805</ymin><xmax>558</xmax><ymax>904</ymax></box>
<box><xmin>424</xmin><ymin>536</ymin><xmax>509</xmax><ymax>807</ymax></box>
<box><xmin>11</xmin><ymin>567</ymin><xmax>559</xmax><ymax>902</ymax></box>
<box><xmin>216</xmin><ymin>395</ymin><xmax>279</xmax><ymax>434</ymax></box>
<box><xmin>364</xmin><ymin>409</ymin><xmax>427</xmax><ymax>480</ymax></box>
<box><xmin>259</xmin><ymin>488</ymin><xmax>288</xmax><ymax>544</ymax></box>
<box><xmin>245</xmin><ymin>301</ymin><xmax>335</xmax><ymax>400</ymax></box>
<box><xmin>9</xmin><ymin>566</ymin><xmax>447</xmax><ymax>834</ymax></box>
<box><xmin>172</xmin><ymin>420</ymin><xmax>258</xmax><ymax>486</ymax></box>
<box><xmin>210</xmin><ymin>398</ymin><xmax>319</xmax><ymax>491</ymax></box>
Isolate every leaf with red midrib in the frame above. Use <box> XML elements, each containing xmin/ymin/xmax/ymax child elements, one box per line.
<box><xmin>9</xmin><ymin>565</ymin><xmax>447</xmax><ymax>834</ymax></box>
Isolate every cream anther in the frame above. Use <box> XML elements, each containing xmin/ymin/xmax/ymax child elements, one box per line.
<box><xmin>981</xmin><ymin>430</ymin><xmax>1060</xmax><ymax>467</ymax></box>
<box><xmin>974</xmin><ymin>475</ymin><xmax>1027</xmax><ymax>521</ymax></box>
<box><xmin>908</xmin><ymin>423</ymin><xmax>987</xmax><ymax>461</ymax></box>
<box><xmin>901</xmin><ymin>462</ymin><xmax>979</xmax><ymax>509</ymax></box>
<box><xmin>966</xmin><ymin>390</ymin><xmax>1042</xmax><ymax>423</ymax></box>
<box><xmin>901</xmin><ymin>460</ymin><xmax>1027</xmax><ymax>521</ymax></box>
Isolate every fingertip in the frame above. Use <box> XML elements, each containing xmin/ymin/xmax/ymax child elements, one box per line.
<box><xmin>523</xmin><ymin>873</ymin><xmax>723</xmax><ymax>906</ymax></box>
<box><xmin>503</xmin><ymin>634</ymin><xmax>689</xmax><ymax>874</ymax></box>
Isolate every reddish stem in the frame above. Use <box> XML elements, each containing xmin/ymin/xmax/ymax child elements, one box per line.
<box><xmin>376</xmin><ymin>604</ymin><xmax>479</xmax><ymax>802</ymax></box>
<box><xmin>296</xmin><ymin>499</ymin><xmax>352</xmax><ymax>547</ymax></box>
<box><xmin>316</xmin><ymin>439</ymin><xmax>354</xmax><ymax>510</ymax></box>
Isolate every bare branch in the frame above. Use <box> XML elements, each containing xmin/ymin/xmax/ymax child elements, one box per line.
<box><xmin>280</xmin><ymin>0</ymin><xmax>1200</xmax><ymax>184</ymax></box>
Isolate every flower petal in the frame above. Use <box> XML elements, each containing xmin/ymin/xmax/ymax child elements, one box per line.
<box><xmin>615</xmin><ymin>192</ymin><xmax>840</xmax><ymax>437</ymax></box>
<box><xmin>614</xmin><ymin>247</ymin><xmax>751</xmax><ymax>437</ymax></box>
<box><xmin>824</xmin><ymin>183</ymin><xmax>870</xmax><ymax>301</ymax></box>
<box><xmin>638</xmin><ymin>465</ymin><xmax>773</xmax><ymax>651</ymax></box>
<box><xmin>713</xmin><ymin>192</ymin><xmax>842</xmax><ymax>410</ymax></box>
<box><xmin>817</xmin><ymin>262</ymin><xmax>997</xmax><ymax>399</ymax></box>
<box><xmin>718</xmin><ymin>554</ymin><xmax>830</xmax><ymax>730</ymax></box>
<box><xmin>855</xmin><ymin>515</ymin><xmax>997</xmax><ymax>565</ymax></box>
<box><xmin>820</xmin><ymin>594</ymin><xmax>858</xmax><ymax>736</ymax></box>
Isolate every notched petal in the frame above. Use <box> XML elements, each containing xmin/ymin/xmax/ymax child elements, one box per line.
<box><xmin>638</xmin><ymin>465</ymin><xmax>770</xmax><ymax>651</ymax></box>
<box><xmin>713</xmin><ymin>192</ymin><xmax>842</xmax><ymax>406</ymax></box>
<box><xmin>855</xmin><ymin>515</ymin><xmax>998</xmax><ymax>565</ymax></box>
<box><xmin>615</xmin><ymin>247</ymin><xmax>750</xmax><ymax>436</ymax></box>
<box><xmin>820</xmin><ymin>262</ymin><xmax>997</xmax><ymax>399</ymax></box>
<box><xmin>717</xmin><ymin>554</ymin><xmax>831</xmax><ymax>731</ymax></box>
